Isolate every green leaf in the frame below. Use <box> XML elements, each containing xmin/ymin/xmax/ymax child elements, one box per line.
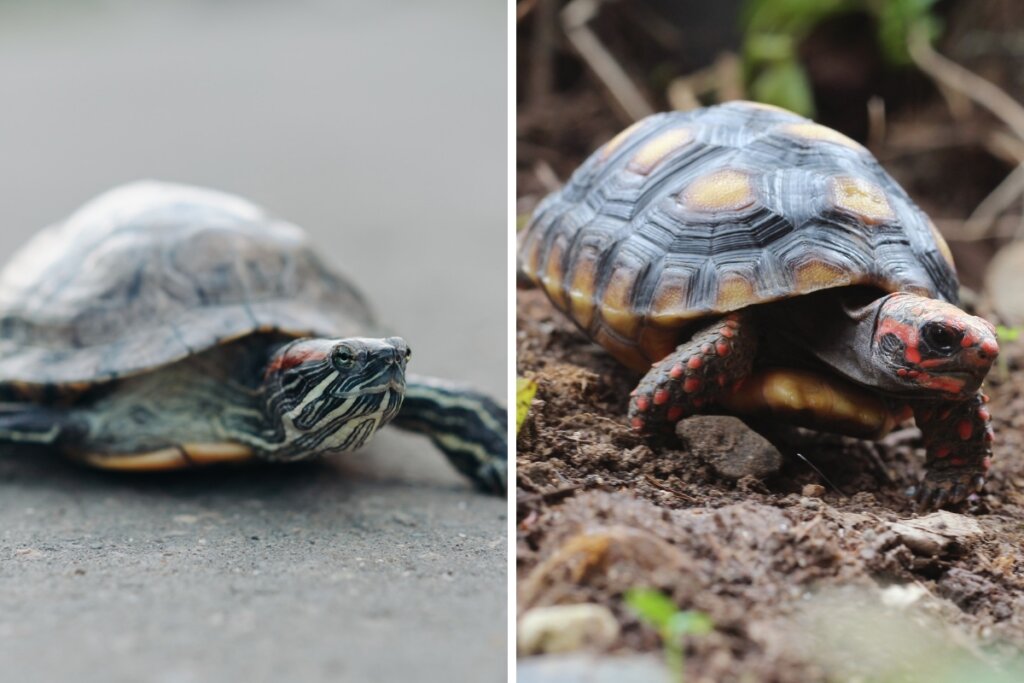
<box><xmin>624</xmin><ymin>588</ymin><xmax>679</xmax><ymax>629</ymax></box>
<box><xmin>997</xmin><ymin>325</ymin><xmax>1022</xmax><ymax>342</ymax></box>
<box><xmin>750</xmin><ymin>61</ymin><xmax>815</xmax><ymax>116</ymax></box>
<box><xmin>668</xmin><ymin>610</ymin><xmax>714</xmax><ymax>638</ymax></box>
<box><xmin>516</xmin><ymin>377</ymin><xmax>538</xmax><ymax>434</ymax></box>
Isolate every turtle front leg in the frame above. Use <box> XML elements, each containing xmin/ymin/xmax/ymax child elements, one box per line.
<box><xmin>391</xmin><ymin>375</ymin><xmax>507</xmax><ymax>495</ymax></box>
<box><xmin>629</xmin><ymin>313</ymin><xmax>756</xmax><ymax>435</ymax></box>
<box><xmin>911</xmin><ymin>391</ymin><xmax>993</xmax><ymax>509</ymax></box>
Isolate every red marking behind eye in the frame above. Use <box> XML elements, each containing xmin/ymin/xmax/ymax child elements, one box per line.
<box><xmin>264</xmin><ymin>342</ymin><xmax>332</xmax><ymax>378</ymax></box>
<box><xmin>876</xmin><ymin>316</ymin><xmax>919</xmax><ymax>364</ymax></box>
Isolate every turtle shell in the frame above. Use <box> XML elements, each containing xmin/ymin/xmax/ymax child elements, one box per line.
<box><xmin>0</xmin><ymin>181</ymin><xmax>374</xmax><ymax>386</ymax></box>
<box><xmin>519</xmin><ymin>101</ymin><xmax>959</xmax><ymax>371</ymax></box>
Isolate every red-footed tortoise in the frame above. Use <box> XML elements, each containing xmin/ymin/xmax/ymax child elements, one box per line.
<box><xmin>518</xmin><ymin>101</ymin><xmax>997</xmax><ymax>509</ymax></box>
<box><xmin>0</xmin><ymin>181</ymin><xmax>506</xmax><ymax>494</ymax></box>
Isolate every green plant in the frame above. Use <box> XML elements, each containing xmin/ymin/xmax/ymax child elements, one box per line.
<box><xmin>516</xmin><ymin>377</ymin><xmax>538</xmax><ymax>434</ymax></box>
<box><xmin>741</xmin><ymin>0</ymin><xmax>941</xmax><ymax>115</ymax></box>
<box><xmin>625</xmin><ymin>588</ymin><xmax>713</xmax><ymax>682</ymax></box>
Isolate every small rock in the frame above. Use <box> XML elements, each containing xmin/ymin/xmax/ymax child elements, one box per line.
<box><xmin>518</xmin><ymin>603</ymin><xmax>620</xmax><ymax>655</ymax></box>
<box><xmin>677</xmin><ymin>415</ymin><xmax>782</xmax><ymax>480</ymax></box>
<box><xmin>888</xmin><ymin>510</ymin><xmax>984</xmax><ymax>557</ymax></box>
<box><xmin>986</xmin><ymin>240</ymin><xmax>1024</xmax><ymax>325</ymax></box>
<box><xmin>517</xmin><ymin>654</ymin><xmax>672</xmax><ymax>683</ymax></box>
<box><xmin>879</xmin><ymin>583</ymin><xmax>927</xmax><ymax>608</ymax></box>
<box><xmin>802</xmin><ymin>484</ymin><xmax>826</xmax><ymax>498</ymax></box>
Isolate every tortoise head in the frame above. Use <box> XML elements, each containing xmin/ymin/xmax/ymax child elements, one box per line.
<box><xmin>873</xmin><ymin>293</ymin><xmax>998</xmax><ymax>398</ymax></box>
<box><xmin>259</xmin><ymin>336</ymin><xmax>410</xmax><ymax>459</ymax></box>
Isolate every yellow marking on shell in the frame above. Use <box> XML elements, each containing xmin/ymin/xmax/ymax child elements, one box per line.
<box><xmin>540</xmin><ymin>236</ymin><xmax>569</xmax><ymax>310</ymax></box>
<box><xmin>626</xmin><ymin>127</ymin><xmax>693</xmax><ymax>175</ymax></box>
<box><xmin>721</xmin><ymin>368</ymin><xmax>895</xmax><ymax>440</ymax></box>
<box><xmin>648</xmin><ymin>273</ymin><xmax>696</xmax><ymax>326</ymax></box>
<box><xmin>593</xmin><ymin>326</ymin><xmax>648</xmax><ymax>372</ymax></box>
<box><xmin>782</xmin><ymin>122</ymin><xmax>865</xmax><ymax>151</ymax></box>
<box><xmin>829</xmin><ymin>176</ymin><xmax>894</xmax><ymax>225</ymax></box>
<box><xmin>600</xmin><ymin>120</ymin><xmax>646</xmax><ymax>159</ymax></box>
<box><xmin>681</xmin><ymin>169</ymin><xmax>755</xmax><ymax>213</ymax></box>
<box><xmin>715</xmin><ymin>275</ymin><xmax>756</xmax><ymax>310</ymax></box>
<box><xmin>599</xmin><ymin>266</ymin><xmax>640</xmax><ymax>338</ymax></box>
<box><xmin>794</xmin><ymin>260</ymin><xmax>853</xmax><ymax>293</ymax></box>
<box><xmin>566</xmin><ymin>256</ymin><xmax>599</xmax><ymax>330</ymax></box>
<box><xmin>520</xmin><ymin>233</ymin><xmax>545</xmax><ymax>283</ymax></box>
<box><xmin>182</xmin><ymin>443</ymin><xmax>254</xmax><ymax>465</ymax></box>
<box><xmin>638</xmin><ymin>325</ymin><xmax>682</xmax><ymax>364</ymax></box>
<box><xmin>928</xmin><ymin>219</ymin><xmax>956</xmax><ymax>270</ymax></box>
<box><xmin>84</xmin><ymin>448</ymin><xmax>188</xmax><ymax>472</ymax></box>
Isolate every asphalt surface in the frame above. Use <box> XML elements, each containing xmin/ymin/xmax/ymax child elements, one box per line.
<box><xmin>0</xmin><ymin>3</ymin><xmax>507</xmax><ymax>681</ymax></box>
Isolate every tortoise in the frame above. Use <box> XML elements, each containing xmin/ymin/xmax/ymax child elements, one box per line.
<box><xmin>518</xmin><ymin>101</ymin><xmax>998</xmax><ymax>509</ymax></box>
<box><xmin>0</xmin><ymin>181</ymin><xmax>506</xmax><ymax>494</ymax></box>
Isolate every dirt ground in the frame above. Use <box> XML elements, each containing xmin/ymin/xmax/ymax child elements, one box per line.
<box><xmin>516</xmin><ymin>1</ymin><xmax>1024</xmax><ymax>680</ymax></box>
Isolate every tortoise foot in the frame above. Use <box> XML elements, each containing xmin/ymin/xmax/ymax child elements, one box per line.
<box><xmin>628</xmin><ymin>313</ymin><xmax>755</xmax><ymax>435</ymax></box>
<box><xmin>911</xmin><ymin>468</ymin><xmax>985</xmax><ymax>511</ymax></box>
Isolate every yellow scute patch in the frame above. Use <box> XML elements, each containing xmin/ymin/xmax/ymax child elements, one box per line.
<box><xmin>681</xmin><ymin>170</ymin><xmax>755</xmax><ymax>213</ymax></box>
<box><xmin>599</xmin><ymin>266</ymin><xmax>640</xmax><ymax>338</ymax></box>
<box><xmin>715</xmin><ymin>276</ymin><xmax>756</xmax><ymax>309</ymax></box>
<box><xmin>928</xmin><ymin>219</ymin><xmax>956</xmax><ymax>270</ymax></box>
<box><xmin>627</xmin><ymin>127</ymin><xmax>693</xmax><ymax>175</ymax></box>
<box><xmin>782</xmin><ymin>122</ymin><xmax>865</xmax><ymax>151</ymax></box>
<box><xmin>600</xmin><ymin>119</ymin><xmax>645</xmax><ymax>159</ymax></box>
<box><xmin>830</xmin><ymin>176</ymin><xmax>894</xmax><ymax>225</ymax></box>
<box><xmin>794</xmin><ymin>261</ymin><xmax>852</xmax><ymax>292</ymax></box>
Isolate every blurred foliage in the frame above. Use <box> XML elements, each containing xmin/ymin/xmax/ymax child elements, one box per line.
<box><xmin>516</xmin><ymin>376</ymin><xmax>538</xmax><ymax>434</ymax></box>
<box><xmin>741</xmin><ymin>0</ymin><xmax>941</xmax><ymax>115</ymax></box>
<box><xmin>625</xmin><ymin>588</ymin><xmax>713</xmax><ymax>682</ymax></box>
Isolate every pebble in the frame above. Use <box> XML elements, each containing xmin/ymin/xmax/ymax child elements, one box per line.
<box><xmin>518</xmin><ymin>603</ymin><xmax>620</xmax><ymax>655</ymax></box>
<box><xmin>677</xmin><ymin>415</ymin><xmax>783</xmax><ymax>479</ymax></box>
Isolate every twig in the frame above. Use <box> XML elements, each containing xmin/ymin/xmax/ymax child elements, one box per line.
<box><xmin>867</xmin><ymin>95</ymin><xmax>886</xmax><ymax>151</ymax></box>
<box><xmin>963</xmin><ymin>162</ymin><xmax>1024</xmax><ymax>238</ymax></box>
<box><xmin>533</xmin><ymin>160</ymin><xmax>562</xmax><ymax>193</ymax></box>
<box><xmin>937</xmin><ymin>215</ymin><xmax>1024</xmax><ymax>241</ymax></box>
<box><xmin>516</xmin><ymin>0</ymin><xmax>539</xmax><ymax>23</ymax></box>
<box><xmin>909</xmin><ymin>29</ymin><xmax>1024</xmax><ymax>141</ymax></box>
<box><xmin>528</xmin><ymin>0</ymin><xmax>558</xmax><ymax>104</ymax></box>
<box><xmin>561</xmin><ymin>0</ymin><xmax>654</xmax><ymax>123</ymax></box>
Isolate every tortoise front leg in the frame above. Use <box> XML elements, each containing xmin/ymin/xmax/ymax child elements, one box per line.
<box><xmin>911</xmin><ymin>390</ymin><xmax>993</xmax><ymax>509</ymax></box>
<box><xmin>391</xmin><ymin>375</ymin><xmax>507</xmax><ymax>495</ymax></box>
<box><xmin>629</xmin><ymin>312</ymin><xmax>757</xmax><ymax>435</ymax></box>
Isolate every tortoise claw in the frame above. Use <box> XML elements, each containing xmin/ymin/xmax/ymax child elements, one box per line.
<box><xmin>911</xmin><ymin>470</ymin><xmax>981</xmax><ymax>511</ymax></box>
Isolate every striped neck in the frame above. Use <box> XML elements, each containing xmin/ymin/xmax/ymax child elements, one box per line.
<box><xmin>249</xmin><ymin>336</ymin><xmax>409</xmax><ymax>461</ymax></box>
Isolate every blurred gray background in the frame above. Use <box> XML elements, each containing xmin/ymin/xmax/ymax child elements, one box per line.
<box><xmin>0</xmin><ymin>2</ymin><xmax>507</xmax><ymax>682</ymax></box>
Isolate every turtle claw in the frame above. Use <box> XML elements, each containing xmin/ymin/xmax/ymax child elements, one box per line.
<box><xmin>911</xmin><ymin>471</ymin><xmax>982</xmax><ymax>511</ymax></box>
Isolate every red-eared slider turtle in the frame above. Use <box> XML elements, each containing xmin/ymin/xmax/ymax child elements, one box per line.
<box><xmin>518</xmin><ymin>101</ymin><xmax>998</xmax><ymax>509</ymax></box>
<box><xmin>0</xmin><ymin>182</ymin><xmax>506</xmax><ymax>494</ymax></box>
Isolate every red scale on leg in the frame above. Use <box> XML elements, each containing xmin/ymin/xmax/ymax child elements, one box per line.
<box><xmin>627</xmin><ymin>314</ymin><xmax>757</xmax><ymax>436</ymax></box>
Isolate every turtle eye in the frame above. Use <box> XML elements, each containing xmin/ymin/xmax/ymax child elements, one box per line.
<box><xmin>922</xmin><ymin>322</ymin><xmax>961</xmax><ymax>354</ymax></box>
<box><xmin>333</xmin><ymin>346</ymin><xmax>355</xmax><ymax>368</ymax></box>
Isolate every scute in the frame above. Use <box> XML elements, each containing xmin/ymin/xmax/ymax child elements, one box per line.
<box><xmin>0</xmin><ymin>181</ymin><xmax>375</xmax><ymax>385</ymax></box>
<box><xmin>519</xmin><ymin>101</ymin><xmax>958</xmax><ymax>367</ymax></box>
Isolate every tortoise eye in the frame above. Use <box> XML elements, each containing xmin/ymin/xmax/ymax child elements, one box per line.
<box><xmin>922</xmin><ymin>322</ymin><xmax>961</xmax><ymax>353</ymax></box>
<box><xmin>333</xmin><ymin>346</ymin><xmax>355</xmax><ymax>368</ymax></box>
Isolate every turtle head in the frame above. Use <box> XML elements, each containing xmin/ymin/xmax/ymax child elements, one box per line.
<box><xmin>872</xmin><ymin>293</ymin><xmax>998</xmax><ymax>398</ymax></box>
<box><xmin>258</xmin><ymin>336</ymin><xmax>410</xmax><ymax>459</ymax></box>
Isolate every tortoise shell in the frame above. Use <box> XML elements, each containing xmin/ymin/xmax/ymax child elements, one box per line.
<box><xmin>0</xmin><ymin>181</ymin><xmax>374</xmax><ymax>386</ymax></box>
<box><xmin>519</xmin><ymin>101</ymin><xmax>959</xmax><ymax>371</ymax></box>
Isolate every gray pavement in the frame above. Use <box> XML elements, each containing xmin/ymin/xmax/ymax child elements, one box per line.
<box><xmin>0</xmin><ymin>2</ymin><xmax>507</xmax><ymax>681</ymax></box>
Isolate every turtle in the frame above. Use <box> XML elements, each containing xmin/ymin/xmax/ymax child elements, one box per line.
<box><xmin>0</xmin><ymin>181</ymin><xmax>506</xmax><ymax>494</ymax></box>
<box><xmin>518</xmin><ymin>100</ymin><xmax>999</xmax><ymax>510</ymax></box>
